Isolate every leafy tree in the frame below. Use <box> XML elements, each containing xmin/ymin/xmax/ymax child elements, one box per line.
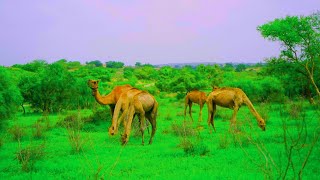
<box><xmin>258</xmin><ymin>12</ymin><xmax>320</xmax><ymax>98</ymax></box>
<box><xmin>12</xmin><ymin>60</ymin><xmax>48</xmax><ymax>72</ymax></box>
<box><xmin>0</xmin><ymin>66</ymin><xmax>23</xmax><ymax>120</ymax></box>
<box><xmin>235</xmin><ymin>64</ymin><xmax>247</xmax><ymax>72</ymax></box>
<box><xmin>86</xmin><ymin>60</ymin><xmax>103</xmax><ymax>67</ymax></box>
<box><xmin>17</xmin><ymin>72</ymin><xmax>40</xmax><ymax>114</ymax></box>
<box><xmin>31</xmin><ymin>63</ymin><xmax>76</xmax><ymax>112</ymax></box>
<box><xmin>106</xmin><ymin>61</ymin><xmax>124</xmax><ymax>68</ymax></box>
<box><xmin>196</xmin><ymin>64</ymin><xmax>223</xmax><ymax>87</ymax></box>
<box><xmin>135</xmin><ymin>62</ymin><xmax>142</xmax><ymax>67</ymax></box>
<box><xmin>222</xmin><ymin>63</ymin><xmax>235</xmax><ymax>71</ymax></box>
<box><xmin>261</xmin><ymin>57</ymin><xmax>315</xmax><ymax>100</ymax></box>
<box><xmin>134</xmin><ymin>66</ymin><xmax>158</xmax><ymax>80</ymax></box>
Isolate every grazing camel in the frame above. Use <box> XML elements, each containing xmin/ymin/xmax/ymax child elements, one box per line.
<box><xmin>206</xmin><ymin>87</ymin><xmax>266</xmax><ymax>132</ymax></box>
<box><xmin>87</xmin><ymin>80</ymin><xmax>133</xmax><ymax>117</ymax></box>
<box><xmin>108</xmin><ymin>88</ymin><xmax>144</xmax><ymax>136</ymax></box>
<box><xmin>121</xmin><ymin>91</ymin><xmax>158</xmax><ymax>145</ymax></box>
<box><xmin>184</xmin><ymin>90</ymin><xmax>207</xmax><ymax>122</ymax></box>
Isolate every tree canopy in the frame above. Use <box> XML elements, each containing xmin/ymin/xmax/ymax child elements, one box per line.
<box><xmin>258</xmin><ymin>12</ymin><xmax>320</xmax><ymax>98</ymax></box>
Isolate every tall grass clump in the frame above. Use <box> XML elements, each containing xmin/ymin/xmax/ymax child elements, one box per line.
<box><xmin>9</xmin><ymin>124</ymin><xmax>24</xmax><ymax>141</ymax></box>
<box><xmin>64</xmin><ymin>112</ymin><xmax>87</xmax><ymax>154</ymax></box>
<box><xmin>171</xmin><ymin>120</ymin><xmax>197</xmax><ymax>137</ymax></box>
<box><xmin>16</xmin><ymin>142</ymin><xmax>45</xmax><ymax>172</ymax></box>
<box><xmin>32</xmin><ymin>121</ymin><xmax>45</xmax><ymax>139</ymax></box>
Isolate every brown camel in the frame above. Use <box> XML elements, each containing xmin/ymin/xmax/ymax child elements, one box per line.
<box><xmin>206</xmin><ymin>87</ymin><xmax>266</xmax><ymax>132</ymax></box>
<box><xmin>121</xmin><ymin>91</ymin><xmax>158</xmax><ymax>145</ymax></box>
<box><xmin>184</xmin><ymin>90</ymin><xmax>207</xmax><ymax>122</ymax></box>
<box><xmin>87</xmin><ymin>80</ymin><xmax>133</xmax><ymax>117</ymax></box>
<box><xmin>108</xmin><ymin>88</ymin><xmax>144</xmax><ymax>135</ymax></box>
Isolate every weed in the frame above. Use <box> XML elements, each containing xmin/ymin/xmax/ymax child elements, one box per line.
<box><xmin>32</xmin><ymin>121</ymin><xmax>45</xmax><ymax>139</ymax></box>
<box><xmin>179</xmin><ymin>138</ymin><xmax>210</xmax><ymax>156</ymax></box>
<box><xmin>9</xmin><ymin>125</ymin><xmax>24</xmax><ymax>141</ymax></box>
<box><xmin>218</xmin><ymin>133</ymin><xmax>230</xmax><ymax>149</ymax></box>
<box><xmin>172</xmin><ymin>121</ymin><xmax>197</xmax><ymax>137</ymax></box>
<box><xmin>16</xmin><ymin>143</ymin><xmax>45</xmax><ymax>172</ymax></box>
<box><xmin>67</xmin><ymin>129</ymin><xmax>85</xmax><ymax>153</ymax></box>
<box><xmin>289</xmin><ymin>102</ymin><xmax>303</xmax><ymax>119</ymax></box>
<box><xmin>164</xmin><ymin>113</ymin><xmax>172</xmax><ymax>121</ymax></box>
<box><xmin>57</xmin><ymin>113</ymin><xmax>84</xmax><ymax>130</ymax></box>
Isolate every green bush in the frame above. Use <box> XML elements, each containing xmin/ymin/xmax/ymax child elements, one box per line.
<box><xmin>9</xmin><ymin>124</ymin><xmax>25</xmax><ymax>141</ymax></box>
<box><xmin>16</xmin><ymin>143</ymin><xmax>45</xmax><ymax>172</ymax></box>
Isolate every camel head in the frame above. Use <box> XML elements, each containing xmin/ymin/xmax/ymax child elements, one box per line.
<box><xmin>258</xmin><ymin>119</ymin><xmax>266</xmax><ymax>131</ymax></box>
<box><xmin>87</xmin><ymin>79</ymin><xmax>100</xmax><ymax>90</ymax></box>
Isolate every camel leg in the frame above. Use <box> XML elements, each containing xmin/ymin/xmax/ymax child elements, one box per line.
<box><xmin>109</xmin><ymin>105</ymin><xmax>115</xmax><ymax>118</ymax></box>
<box><xmin>109</xmin><ymin>99</ymin><xmax>123</xmax><ymax>135</ymax></box>
<box><xmin>230</xmin><ymin>105</ymin><xmax>239</xmax><ymax>132</ymax></box>
<box><xmin>184</xmin><ymin>98</ymin><xmax>189</xmax><ymax>120</ymax></box>
<box><xmin>134</xmin><ymin>102</ymin><xmax>146</xmax><ymax>145</ymax></box>
<box><xmin>189</xmin><ymin>102</ymin><xmax>193</xmax><ymax>121</ymax></box>
<box><xmin>208</xmin><ymin>103</ymin><xmax>217</xmax><ymax>132</ymax></box>
<box><xmin>121</xmin><ymin>105</ymin><xmax>135</xmax><ymax>145</ymax></box>
<box><xmin>148</xmin><ymin>111</ymin><xmax>157</xmax><ymax>145</ymax></box>
<box><xmin>198</xmin><ymin>102</ymin><xmax>204</xmax><ymax>122</ymax></box>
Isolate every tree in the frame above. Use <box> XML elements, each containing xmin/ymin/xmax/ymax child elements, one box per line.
<box><xmin>86</xmin><ymin>60</ymin><xmax>103</xmax><ymax>67</ymax></box>
<box><xmin>106</xmin><ymin>61</ymin><xmax>124</xmax><ymax>68</ymax></box>
<box><xmin>31</xmin><ymin>63</ymin><xmax>76</xmax><ymax>112</ymax></box>
<box><xmin>235</xmin><ymin>64</ymin><xmax>247</xmax><ymax>72</ymax></box>
<box><xmin>12</xmin><ymin>60</ymin><xmax>48</xmax><ymax>72</ymax></box>
<box><xmin>0</xmin><ymin>66</ymin><xmax>23</xmax><ymax>120</ymax></box>
<box><xmin>258</xmin><ymin>12</ymin><xmax>320</xmax><ymax>98</ymax></box>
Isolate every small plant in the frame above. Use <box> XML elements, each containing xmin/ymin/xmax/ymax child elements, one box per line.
<box><xmin>218</xmin><ymin>133</ymin><xmax>230</xmax><ymax>149</ymax></box>
<box><xmin>87</xmin><ymin>108</ymin><xmax>112</xmax><ymax>123</ymax></box>
<box><xmin>16</xmin><ymin>143</ymin><xmax>45</xmax><ymax>172</ymax></box>
<box><xmin>172</xmin><ymin>121</ymin><xmax>197</xmax><ymax>137</ymax></box>
<box><xmin>68</xmin><ymin>129</ymin><xmax>85</xmax><ymax>153</ymax></box>
<box><xmin>57</xmin><ymin>113</ymin><xmax>84</xmax><ymax>130</ymax></box>
<box><xmin>9</xmin><ymin>125</ymin><xmax>24</xmax><ymax>141</ymax></box>
<box><xmin>65</xmin><ymin>112</ymin><xmax>86</xmax><ymax>153</ymax></box>
<box><xmin>289</xmin><ymin>102</ymin><xmax>303</xmax><ymax>119</ymax></box>
<box><xmin>164</xmin><ymin>113</ymin><xmax>172</xmax><ymax>120</ymax></box>
<box><xmin>179</xmin><ymin>138</ymin><xmax>210</xmax><ymax>156</ymax></box>
<box><xmin>32</xmin><ymin>121</ymin><xmax>45</xmax><ymax>139</ymax></box>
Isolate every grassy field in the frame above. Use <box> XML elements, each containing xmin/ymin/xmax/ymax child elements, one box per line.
<box><xmin>0</xmin><ymin>96</ymin><xmax>319</xmax><ymax>179</ymax></box>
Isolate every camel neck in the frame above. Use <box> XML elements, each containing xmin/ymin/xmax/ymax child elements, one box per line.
<box><xmin>92</xmin><ymin>88</ymin><xmax>115</xmax><ymax>105</ymax></box>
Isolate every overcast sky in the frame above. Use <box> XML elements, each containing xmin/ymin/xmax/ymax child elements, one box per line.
<box><xmin>0</xmin><ymin>0</ymin><xmax>319</xmax><ymax>66</ymax></box>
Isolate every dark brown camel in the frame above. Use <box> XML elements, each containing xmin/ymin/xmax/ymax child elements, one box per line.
<box><xmin>184</xmin><ymin>90</ymin><xmax>207</xmax><ymax>122</ymax></box>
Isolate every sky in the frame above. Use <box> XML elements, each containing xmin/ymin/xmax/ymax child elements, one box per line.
<box><xmin>0</xmin><ymin>0</ymin><xmax>319</xmax><ymax>66</ymax></box>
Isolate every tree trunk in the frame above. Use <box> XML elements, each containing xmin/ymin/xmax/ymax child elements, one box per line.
<box><xmin>21</xmin><ymin>104</ymin><xmax>25</xmax><ymax>115</ymax></box>
<box><xmin>305</xmin><ymin>64</ymin><xmax>320</xmax><ymax>102</ymax></box>
<box><xmin>308</xmin><ymin>73</ymin><xmax>320</xmax><ymax>99</ymax></box>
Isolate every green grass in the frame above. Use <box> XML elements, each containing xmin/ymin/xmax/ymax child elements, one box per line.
<box><xmin>0</xmin><ymin>98</ymin><xmax>319</xmax><ymax>179</ymax></box>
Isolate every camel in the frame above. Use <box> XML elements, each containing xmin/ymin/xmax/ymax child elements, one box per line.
<box><xmin>87</xmin><ymin>80</ymin><xmax>133</xmax><ymax>117</ymax></box>
<box><xmin>184</xmin><ymin>90</ymin><xmax>207</xmax><ymax>122</ymax></box>
<box><xmin>108</xmin><ymin>88</ymin><xmax>144</xmax><ymax>135</ymax></box>
<box><xmin>121</xmin><ymin>91</ymin><xmax>158</xmax><ymax>145</ymax></box>
<box><xmin>206</xmin><ymin>87</ymin><xmax>266</xmax><ymax>132</ymax></box>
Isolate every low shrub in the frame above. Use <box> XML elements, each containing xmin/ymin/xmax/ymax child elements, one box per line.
<box><xmin>172</xmin><ymin>121</ymin><xmax>197</xmax><ymax>137</ymax></box>
<box><xmin>9</xmin><ymin>125</ymin><xmax>24</xmax><ymax>141</ymax></box>
<box><xmin>32</xmin><ymin>121</ymin><xmax>45</xmax><ymax>139</ymax></box>
<box><xmin>218</xmin><ymin>133</ymin><xmax>230</xmax><ymax>149</ymax></box>
<box><xmin>179</xmin><ymin>138</ymin><xmax>210</xmax><ymax>156</ymax></box>
<box><xmin>67</xmin><ymin>129</ymin><xmax>85</xmax><ymax>154</ymax></box>
<box><xmin>16</xmin><ymin>143</ymin><xmax>45</xmax><ymax>172</ymax></box>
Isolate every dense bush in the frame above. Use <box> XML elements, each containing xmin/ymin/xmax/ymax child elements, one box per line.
<box><xmin>0</xmin><ymin>66</ymin><xmax>23</xmax><ymax>120</ymax></box>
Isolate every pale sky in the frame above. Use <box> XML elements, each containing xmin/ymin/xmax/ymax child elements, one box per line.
<box><xmin>0</xmin><ymin>0</ymin><xmax>319</xmax><ymax>66</ymax></box>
